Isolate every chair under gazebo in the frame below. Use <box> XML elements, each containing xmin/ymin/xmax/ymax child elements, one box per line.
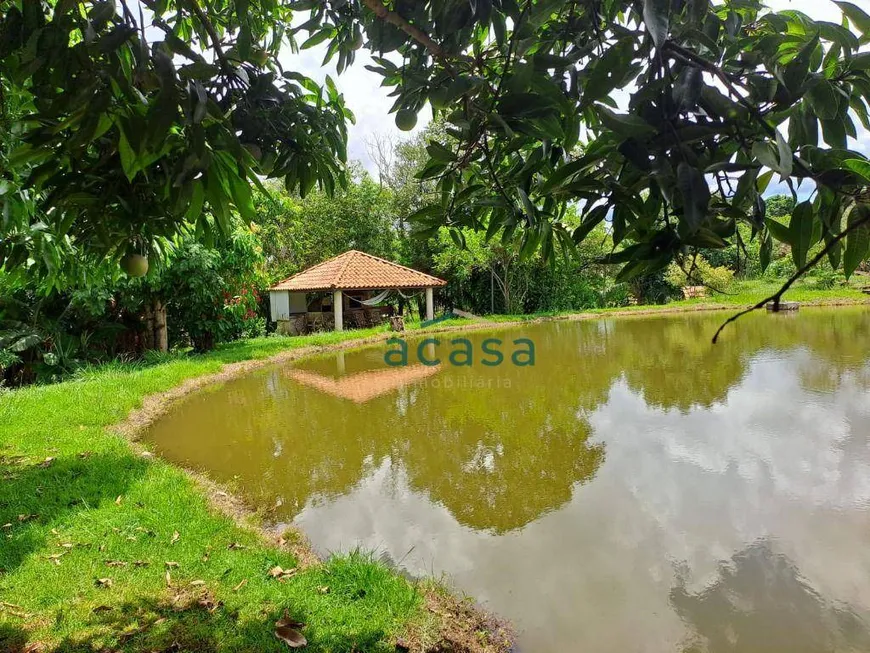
<box><xmin>268</xmin><ymin>250</ymin><xmax>446</xmax><ymax>335</ymax></box>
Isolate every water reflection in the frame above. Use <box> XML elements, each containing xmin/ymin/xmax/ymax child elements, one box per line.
<box><xmin>144</xmin><ymin>307</ymin><xmax>870</xmax><ymax>651</ymax></box>
<box><xmin>671</xmin><ymin>541</ymin><xmax>870</xmax><ymax>653</ymax></box>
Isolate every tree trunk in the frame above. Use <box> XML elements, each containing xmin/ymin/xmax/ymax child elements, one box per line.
<box><xmin>142</xmin><ymin>299</ymin><xmax>168</xmax><ymax>353</ymax></box>
<box><xmin>153</xmin><ymin>300</ymin><xmax>168</xmax><ymax>352</ymax></box>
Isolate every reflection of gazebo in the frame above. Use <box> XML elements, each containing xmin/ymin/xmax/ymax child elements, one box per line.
<box><xmin>268</xmin><ymin>250</ymin><xmax>446</xmax><ymax>334</ymax></box>
<box><xmin>285</xmin><ymin>364</ymin><xmax>441</xmax><ymax>403</ymax></box>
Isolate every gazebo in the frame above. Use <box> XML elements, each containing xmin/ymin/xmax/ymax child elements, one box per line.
<box><xmin>268</xmin><ymin>250</ymin><xmax>446</xmax><ymax>334</ymax></box>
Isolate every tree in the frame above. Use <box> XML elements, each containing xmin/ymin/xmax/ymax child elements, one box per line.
<box><xmin>253</xmin><ymin>169</ymin><xmax>398</xmax><ymax>281</ymax></box>
<box><xmin>5</xmin><ymin>0</ymin><xmax>870</xmax><ymax>328</ymax></box>
<box><xmin>0</xmin><ymin>0</ymin><xmax>356</xmax><ymax>270</ymax></box>
<box><xmin>316</xmin><ymin>0</ymin><xmax>870</xmax><ymax>325</ymax></box>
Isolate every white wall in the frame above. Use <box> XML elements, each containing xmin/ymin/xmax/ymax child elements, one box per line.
<box><xmin>269</xmin><ymin>290</ymin><xmax>290</xmax><ymax>321</ymax></box>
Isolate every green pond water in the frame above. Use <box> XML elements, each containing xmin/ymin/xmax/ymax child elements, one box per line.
<box><xmin>145</xmin><ymin>308</ymin><xmax>870</xmax><ymax>652</ymax></box>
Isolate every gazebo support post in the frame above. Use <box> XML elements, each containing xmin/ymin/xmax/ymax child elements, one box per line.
<box><xmin>425</xmin><ymin>287</ymin><xmax>434</xmax><ymax>322</ymax></box>
<box><xmin>333</xmin><ymin>289</ymin><xmax>343</xmax><ymax>331</ymax></box>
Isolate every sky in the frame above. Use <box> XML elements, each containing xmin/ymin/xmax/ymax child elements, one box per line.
<box><xmin>282</xmin><ymin>0</ymin><xmax>869</xmax><ymax>181</ymax></box>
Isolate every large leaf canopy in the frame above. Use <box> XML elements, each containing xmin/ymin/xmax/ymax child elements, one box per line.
<box><xmin>3</xmin><ymin>0</ymin><xmax>870</xmax><ymax>286</ymax></box>
<box><xmin>0</xmin><ymin>0</ymin><xmax>359</xmax><ymax>270</ymax></box>
<box><xmin>340</xmin><ymin>0</ymin><xmax>870</xmax><ymax>283</ymax></box>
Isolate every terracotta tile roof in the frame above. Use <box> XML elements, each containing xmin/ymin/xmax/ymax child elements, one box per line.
<box><xmin>269</xmin><ymin>250</ymin><xmax>447</xmax><ymax>292</ymax></box>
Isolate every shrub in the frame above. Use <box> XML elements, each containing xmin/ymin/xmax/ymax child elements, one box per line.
<box><xmin>665</xmin><ymin>255</ymin><xmax>734</xmax><ymax>293</ymax></box>
<box><xmin>160</xmin><ymin>229</ymin><xmax>266</xmax><ymax>352</ymax></box>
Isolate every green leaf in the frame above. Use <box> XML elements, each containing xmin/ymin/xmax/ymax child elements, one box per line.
<box><xmin>843</xmin><ymin>158</ymin><xmax>870</xmax><ymax>182</ymax></box>
<box><xmin>752</xmin><ymin>141</ymin><xmax>779</xmax><ymax>172</ymax></box>
<box><xmin>572</xmin><ymin>205</ymin><xmax>608</xmax><ymax>243</ymax></box>
<box><xmin>835</xmin><ymin>1</ymin><xmax>870</xmax><ymax>36</ymax></box>
<box><xmin>807</xmin><ymin>80</ymin><xmax>840</xmax><ymax>120</ymax></box>
<box><xmin>185</xmin><ymin>180</ymin><xmax>205</xmax><ymax>221</ymax></box>
<box><xmin>844</xmin><ymin>204</ymin><xmax>870</xmax><ymax>278</ymax></box>
<box><xmin>775</xmin><ymin>130</ymin><xmax>793</xmax><ymax>178</ymax></box>
<box><xmin>673</xmin><ymin>66</ymin><xmax>703</xmax><ymax>111</ymax></box>
<box><xmin>766</xmin><ymin>218</ymin><xmax>791</xmax><ymax>244</ymax></box>
<box><xmin>760</xmin><ymin>230</ymin><xmax>772</xmax><ymax>271</ymax></box>
<box><xmin>595</xmin><ymin>105</ymin><xmax>655</xmax><ymax>138</ymax></box>
<box><xmin>301</xmin><ymin>29</ymin><xmax>333</xmax><ymax>50</ymax></box>
<box><xmin>118</xmin><ymin>130</ymin><xmax>138</xmax><ymax>182</ymax></box>
<box><xmin>677</xmin><ymin>162</ymin><xmax>710</xmax><ymax>233</ymax></box>
<box><xmin>426</xmin><ymin>141</ymin><xmax>457</xmax><ymax>163</ymax></box>
<box><xmin>789</xmin><ymin>200</ymin><xmax>815</xmax><ymax>268</ymax></box>
<box><xmin>643</xmin><ymin>0</ymin><xmax>670</xmax><ymax>48</ymax></box>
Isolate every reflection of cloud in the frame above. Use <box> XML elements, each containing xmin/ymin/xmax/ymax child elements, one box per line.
<box><xmin>285</xmin><ymin>364</ymin><xmax>440</xmax><ymax>403</ymax></box>
<box><xmin>671</xmin><ymin>540</ymin><xmax>870</xmax><ymax>653</ymax></box>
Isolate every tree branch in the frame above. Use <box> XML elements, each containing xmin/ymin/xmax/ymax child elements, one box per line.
<box><xmin>362</xmin><ymin>0</ymin><xmax>454</xmax><ymax>73</ymax></box>
<box><xmin>711</xmin><ymin>209</ymin><xmax>870</xmax><ymax>344</ymax></box>
<box><xmin>183</xmin><ymin>0</ymin><xmax>230</xmax><ymax>70</ymax></box>
<box><xmin>662</xmin><ymin>41</ymin><xmax>816</xmax><ymax>179</ymax></box>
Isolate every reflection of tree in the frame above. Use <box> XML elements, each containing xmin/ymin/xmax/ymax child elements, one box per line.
<box><xmin>146</xmin><ymin>308</ymin><xmax>870</xmax><ymax>534</ymax></box>
<box><xmin>670</xmin><ymin>541</ymin><xmax>870</xmax><ymax>653</ymax></box>
<box><xmin>401</xmin><ymin>388</ymin><xmax>604</xmax><ymax>533</ymax></box>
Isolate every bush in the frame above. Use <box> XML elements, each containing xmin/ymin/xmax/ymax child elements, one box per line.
<box><xmin>665</xmin><ymin>255</ymin><xmax>735</xmax><ymax>293</ymax></box>
<box><xmin>160</xmin><ymin>228</ymin><xmax>266</xmax><ymax>352</ymax></box>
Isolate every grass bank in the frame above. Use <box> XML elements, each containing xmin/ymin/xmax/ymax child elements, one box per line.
<box><xmin>481</xmin><ymin>277</ymin><xmax>869</xmax><ymax>322</ymax></box>
<box><xmin>0</xmin><ymin>324</ymin><xmax>509</xmax><ymax>653</ymax></box>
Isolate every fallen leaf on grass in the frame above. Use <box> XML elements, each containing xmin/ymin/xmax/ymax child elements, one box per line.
<box><xmin>133</xmin><ymin>560</ymin><xmax>150</xmax><ymax>567</ymax></box>
<box><xmin>18</xmin><ymin>514</ymin><xmax>38</xmax><ymax>522</ymax></box>
<box><xmin>105</xmin><ymin>560</ymin><xmax>128</xmax><ymax>568</ymax></box>
<box><xmin>38</xmin><ymin>457</ymin><xmax>55</xmax><ymax>468</ymax></box>
<box><xmin>275</xmin><ymin>626</ymin><xmax>307</xmax><ymax>649</ymax></box>
<box><xmin>232</xmin><ymin>578</ymin><xmax>248</xmax><ymax>592</ymax></box>
<box><xmin>95</xmin><ymin>578</ymin><xmax>113</xmax><ymax>588</ymax></box>
<box><xmin>317</xmin><ymin>586</ymin><xmax>329</xmax><ymax>594</ymax></box>
<box><xmin>227</xmin><ymin>542</ymin><xmax>247</xmax><ymax>550</ymax></box>
<box><xmin>164</xmin><ymin>561</ymin><xmax>179</xmax><ymax>568</ymax></box>
<box><xmin>165</xmin><ymin>571</ymin><xmax>172</xmax><ymax>587</ymax></box>
<box><xmin>189</xmin><ymin>580</ymin><xmax>206</xmax><ymax>586</ymax></box>
<box><xmin>171</xmin><ymin>531</ymin><xmax>179</xmax><ymax>544</ymax></box>
<box><xmin>78</xmin><ymin>451</ymin><xmax>93</xmax><ymax>459</ymax></box>
<box><xmin>268</xmin><ymin>566</ymin><xmax>298</xmax><ymax>581</ymax></box>
<box><xmin>115</xmin><ymin>495</ymin><xmax>123</xmax><ymax>505</ymax></box>
<box><xmin>1</xmin><ymin>523</ymin><xmax>12</xmax><ymax>530</ymax></box>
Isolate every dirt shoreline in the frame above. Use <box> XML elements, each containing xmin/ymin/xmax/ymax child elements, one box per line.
<box><xmin>111</xmin><ymin>298</ymin><xmax>868</xmax><ymax>652</ymax></box>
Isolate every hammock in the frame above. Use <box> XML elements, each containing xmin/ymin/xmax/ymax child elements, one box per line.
<box><xmin>357</xmin><ymin>288</ymin><xmax>423</xmax><ymax>306</ymax></box>
<box><xmin>358</xmin><ymin>289</ymin><xmax>393</xmax><ymax>306</ymax></box>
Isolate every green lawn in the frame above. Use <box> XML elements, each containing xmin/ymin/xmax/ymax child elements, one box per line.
<box><xmin>660</xmin><ymin>277</ymin><xmax>868</xmax><ymax>308</ymax></box>
<box><xmin>0</xmin><ymin>327</ymin><xmax>441</xmax><ymax>653</ymax></box>
<box><xmin>477</xmin><ymin>277</ymin><xmax>868</xmax><ymax>322</ymax></box>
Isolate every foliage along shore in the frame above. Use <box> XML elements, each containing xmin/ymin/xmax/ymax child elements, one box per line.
<box><xmin>2</xmin><ymin>293</ymin><xmax>868</xmax><ymax>653</ymax></box>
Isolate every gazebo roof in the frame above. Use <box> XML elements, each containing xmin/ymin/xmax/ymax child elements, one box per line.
<box><xmin>269</xmin><ymin>250</ymin><xmax>447</xmax><ymax>292</ymax></box>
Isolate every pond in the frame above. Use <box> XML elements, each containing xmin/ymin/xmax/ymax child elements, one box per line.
<box><xmin>144</xmin><ymin>307</ymin><xmax>870</xmax><ymax>652</ymax></box>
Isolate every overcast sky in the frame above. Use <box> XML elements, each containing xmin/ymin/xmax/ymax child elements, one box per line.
<box><xmin>284</xmin><ymin>0</ymin><xmax>868</xmax><ymax>182</ymax></box>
